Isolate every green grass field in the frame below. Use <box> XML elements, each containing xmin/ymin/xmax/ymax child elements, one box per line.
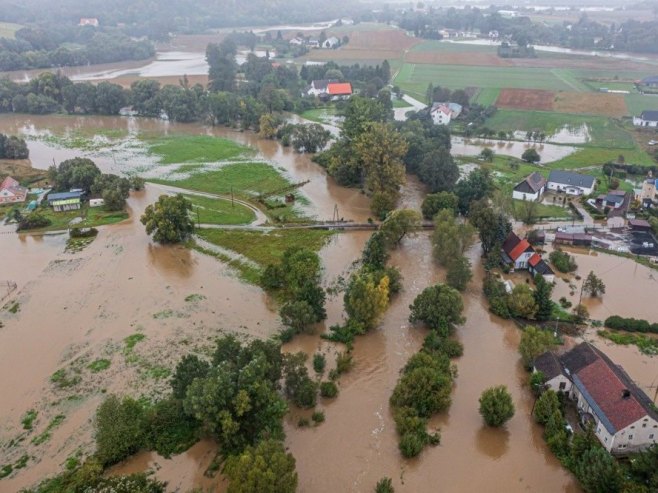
<box><xmin>300</xmin><ymin>107</ymin><xmax>340</xmax><ymax>125</ymax></box>
<box><xmin>151</xmin><ymin>162</ymin><xmax>290</xmax><ymax>197</ymax></box>
<box><xmin>512</xmin><ymin>200</ymin><xmax>573</xmax><ymax>219</ymax></box>
<box><xmin>625</xmin><ymin>94</ymin><xmax>658</xmax><ymax>116</ymax></box>
<box><xmin>146</xmin><ymin>135</ymin><xmax>253</xmax><ymax>164</ymax></box>
<box><xmin>549</xmin><ymin>146</ymin><xmax>655</xmax><ymax>170</ymax></box>
<box><xmin>410</xmin><ymin>40</ymin><xmax>498</xmax><ymax>54</ymax></box>
<box><xmin>183</xmin><ymin>194</ymin><xmax>256</xmax><ymax>225</ymax></box>
<box><xmin>24</xmin><ymin>206</ymin><xmax>129</xmax><ymax>232</ymax></box>
<box><xmin>0</xmin><ymin>22</ymin><xmax>22</xmax><ymax>39</ymax></box>
<box><xmin>473</xmin><ymin>88</ymin><xmax>501</xmax><ymax>106</ymax></box>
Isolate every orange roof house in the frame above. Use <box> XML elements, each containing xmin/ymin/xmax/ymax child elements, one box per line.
<box><xmin>327</xmin><ymin>82</ymin><xmax>352</xmax><ymax>97</ymax></box>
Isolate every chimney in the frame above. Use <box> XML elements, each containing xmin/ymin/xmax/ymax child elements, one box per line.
<box><xmin>622</xmin><ymin>389</ymin><xmax>631</xmax><ymax>399</ymax></box>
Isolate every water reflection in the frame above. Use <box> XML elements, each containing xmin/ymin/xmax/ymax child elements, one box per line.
<box><xmin>476</xmin><ymin>426</ymin><xmax>511</xmax><ymax>460</ymax></box>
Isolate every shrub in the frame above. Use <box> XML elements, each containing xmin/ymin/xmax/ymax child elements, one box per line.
<box><xmin>335</xmin><ymin>352</ymin><xmax>353</xmax><ymax>375</ymax></box>
<box><xmin>375</xmin><ymin>477</ymin><xmax>395</xmax><ymax>493</ymax></box>
<box><xmin>320</xmin><ymin>381</ymin><xmax>339</xmax><ymax>398</ymax></box>
<box><xmin>313</xmin><ymin>353</ymin><xmax>326</xmax><ymax>374</ymax></box>
<box><xmin>549</xmin><ymin>250</ymin><xmax>577</xmax><ymax>273</ymax></box>
<box><xmin>478</xmin><ymin>385</ymin><xmax>515</xmax><ymax>427</ymax></box>
<box><xmin>95</xmin><ymin>395</ymin><xmax>146</xmax><ymax>466</ymax></box>
<box><xmin>604</xmin><ymin>315</ymin><xmax>658</xmax><ymax>334</ymax></box>
<box><xmin>311</xmin><ymin>411</ymin><xmax>325</xmax><ymax>424</ymax></box>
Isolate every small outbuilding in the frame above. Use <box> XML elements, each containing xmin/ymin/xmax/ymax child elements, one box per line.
<box><xmin>628</xmin><ymin>219</ymin><xmax>652</xmax><ymax>232</ymax></box>
<box><xmin>48</xmin><ymin>191</ymin><xmax>83</xmax><ymax>212</ymax></box>
<box><xmin>89</xmin><ymin>198</ymin><xmax>105</xmax><ymax>208</ymax></box>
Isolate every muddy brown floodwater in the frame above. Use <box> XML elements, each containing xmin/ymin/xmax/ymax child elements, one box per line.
<box><xmin>0</xmin><ymin>111</ymin><xmax>587</xmax><ymax>492</ymax></box>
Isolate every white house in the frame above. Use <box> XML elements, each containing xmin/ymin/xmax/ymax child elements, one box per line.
<box><xmin>0</xmin><ymin>176</ymin><xmax>27</xmax><ymax>204</ymax></box>
<box><xmin>501</xmin><ymin>232</ymin><xmax>535</xmax><ymax>269</ymax></box>
<box><xmin>307</xmin><ymin>79</ymin><xmax>332</xmax><ymax>97</ymax></box>
<box><xmin>430</xmin><ymin>102</ymin><xmax>462</xmax><ymax>126</ymax></box>
<box><xmin>89</xmin><ymin>198</ymin><xmax>105</xmax><ymax>208</ymax></box>
<box><xmin>79</xmin><ymin>18</ymin><xmax>99</xmax><ymax>27</ymax></box>
<box><xmin>512</xmin><ymin>172</ymin><xmax>546</xmax><ymax>201</ymax></box>
<box><xmin>547</xmin><ymin>170</ymin><xmax>596</xmax><ymax>196</ymax></box>
<box><xmin>534</xmin><ymin>343</ymin><xmax>658</xmax><ymax>455</ymax></box>
<box><xmin>633</xmin><ymin>110</ymin><xmax>658</xmax><ymax>128</ymax></box>
<box><xmin>322</xmin><ymin>37</ymin><xmax>340</xmax><ymax>49</ymax></box>
<box><xmin>289</xmin><ymin>37</ymin><xmax>304</xmax><ymax>46</ymax></box>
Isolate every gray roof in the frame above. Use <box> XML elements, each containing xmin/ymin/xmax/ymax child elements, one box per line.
<box><xmin>640</xmin><ymin>75</ymin><xmax>658</xmax><ymax>84</ymax></box>
<box><xmin>534</xmin><ymin>351</ymin><xmax>562</xmax><ymax>380</ymax></box>
<box><xmin>605</xmin><ymin>193</ymin><xmax>625</xmax><ymax>204</ymax></box>
<box><xmin>640</xmin><ymin>110</ymin><xmax>658</xmax><ymax>122</ymax></box>
<box><xmin>47</xmin><ymin>191</ymin><xmax>83</xmax><ymax>202</ymax></box>
<box><xmin>514</xmin><ymin>171</ymin><xmax>546</xmax><ymax>194</ymax></box>
<box><xmin>548</xmin><ymin>170</ymin><xmax>596</xmax><ymax>189</ymax></box>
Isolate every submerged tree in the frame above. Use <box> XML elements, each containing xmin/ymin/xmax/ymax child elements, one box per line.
<box><xmin>581</xmin><ymin>271</ymin><xmax>606</xmax><ymax>298</ymax></box>
<box><xmin>478</xmin><ymin>385</ymin><xmax>515</xmax><ymax>427</ymax></box>
<box><xmin>140</xmin><ymin>194</ymin><xmax>194</xmax><ymax>244</ymax></box>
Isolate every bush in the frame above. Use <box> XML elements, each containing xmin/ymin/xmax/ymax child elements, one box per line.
<box><xmin>313</xmin><ymin>353</ymin><xmax>326</xmax><ymax>374</ymax></box>
<box><xmin>375</xmin><ymin>477</ymin><xmax>395</xmax><ymax>493</ymax></box>
<box><xmin>311</xmin><ymin>411</ymin><xmax>325</xmax><ymax>424</ymax></box>
<box><xmin>17</xmin><ymin>211</ymin><xmax>51</xmax><ymax>231</ymax></box>
<box><xmin>604</xmin><ymin>315</ymin><xmax>658</xmax><ymax>334</ymax></box>
<box><xmin>335</xmin><ymin>352</ymin><xmax>353</xmax><ymax>374</ymax></box>
<box><xmin>549</xmin><ymin>250</ymin><xmax>577</xmax><ymax>273</ymax></box>
<box><xmin>95</xmin><ymin>395</ymin><xmax>146</xmax><ymax>466</ymax></box>
<box><xmin>320</xmin><ymin>381</ymin><xmax>339</xmax><ymax>398</ymax></box>
<box><xmin>143</xmin><ymin>399</ymin><xmax>200</xmax><ymax>458</ymax></box>
<box><xmin>478</xmin><ymin>385</ymin><xmax>515</xmax><ymax>427</ymax></box>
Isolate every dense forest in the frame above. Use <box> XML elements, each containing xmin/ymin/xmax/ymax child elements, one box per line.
<box><xmin>395</xmin><ymin>7</ymin><xmax>658</xmax><ymax>54</ymax></box>
<box><xmin>0</xmin><ymin>26</ymin><xmax>154</xmax><ymax>71</ymax></box>
<box><xmin>2</xmin><ymin>0</ymin><xmax>367</xmax><ymax>40</ymax></box>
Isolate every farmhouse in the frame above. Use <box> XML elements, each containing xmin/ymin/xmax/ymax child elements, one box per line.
<box><xmin>322</xmin><ymin>37</ymin><xmax>340</xmax><ymax>49</ymax></box>
<box><xmin>0</xmin><ymin>176</ymin><xmax>27</xmax><ymax>204</ymax></box>
<box><xmin>534</xmin><ymin>343</ymin><xmax>658</xmax><ymax>455</ymax></box>
<box><xmin>512</xmin><ymin>172</ymin><xmax>546</xmax><ymax>201</ymax></box>
<box><xmin>79</xmin><ymin>18</ymin><xmax>99</xmax><ymax>27</ymax></box>
<box><xmin>307</xmin><ymin>79</ymin><xmax>333</xmax><ymax>97</ymax></box>
<box><xmin>430</xmin><ymin>102</ymin><xmax>462</xmax><ymax>126</ymax></box>
<box><xmin>326</xmin><ymin>82</ymin><xmax>352</xmax><ymax>101</ymax></box>
<box><xmin>633</xmin><ymin>110</ymin><xmax>658</xmax><ymax>128</ymax></box>
<box><xmin>640</xmin><ymin>75</ymin><xmax>658</xmax><ymax>88</ymax></box>
<box><xmin>48</xmin><ymin>191</ymin><xmax>83</xmax><ymax>212</ymax></box>
<box><xmin>547</xmin><ymin>170</ymin><xmax>596</xmax><ymax>196</ymax></box>
<box><xmin>501</xmin><ymin>232</ymin><xmax>554</xmax><ymax>281</ymax></box>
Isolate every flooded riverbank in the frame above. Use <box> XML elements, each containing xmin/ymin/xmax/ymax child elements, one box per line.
<box><xmin>451</xmin><ymin>136</ymin><xmax>578</xmax><ymax>163</ymax></box>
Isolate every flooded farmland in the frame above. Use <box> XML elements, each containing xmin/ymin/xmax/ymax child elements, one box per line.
<box><xmin>2</xmin><ymin>111</ymin><xmax>653</xmax><ymax>493</ymax></box>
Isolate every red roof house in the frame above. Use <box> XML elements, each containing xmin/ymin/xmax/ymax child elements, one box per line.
<box><xmin>326</xmin><ymin>82</ymin><xmax>352</xmax><ymax>98</ymax></box>
<box><xmin>0</xmin><ymin>176</ymin><xmax>27</xmax><ymax>204</ymax></box>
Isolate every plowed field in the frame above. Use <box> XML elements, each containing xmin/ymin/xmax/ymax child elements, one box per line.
<box><xmin>495</xmin><ymin>88</ymin><xmax>556</xmax><ymax>111</ymax></box>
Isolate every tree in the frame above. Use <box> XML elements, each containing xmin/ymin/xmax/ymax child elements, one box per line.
<box><xmin>291</xmin><ymin>124</ymin><xmax>331</xmax><ymax>153</ymax></box>
<box><xmin>533</xmin><ymin>389</ymin><xmax>560</xmax><ymax>425</ymax></box>
<box><xmin>574</xmin><ymin>447</ymin><xmax>624</xmax><ymax>493</ymax></box>
<box><xmin>95</xmin><ymin>82</ymin><xmax>127</xmax><ymax>115</ymax></box>
<box><xmin>454</xmin><ymin>168</ymin><xmax>494</xmax><ymax>214</ymax></box>
<box><xmin>379</xmin><ymin>209</ymin><xmax>421</xmax><ymax>246</ymax></box>
<box><xmin>223</xmin><ymin>440</ymin><xmax>297</xmax><ymax>493</ymax></box>
<box><xmin>362</xmin><ymin>231</ymin><xmax>389</xmax><ymax>270</ymax></box>
<box><xmin>140</xmin><ymin>194</ymin><xmax>194</xmax><ymax>244</ymax></box>
<box><xmin>432</xmin><ymin>209</ymin><xmax>475</xmax><ymax>266</ymax></box>
<box><xmin>582</xmin><ymin>271</ymin><xmax>606</xmax><ymax>297</ymax></box>
<box><xmin>479</xmin><ymin>148</ymin><xmax>494</xmax><ymax>162</ymax></box>
<box><xmin>417</xmin><ymin>148</ymin><xmax>459</xmax><ymax>193</ymax></box>
<box><xmin>353</xmin><ymin>122</ymin><xmax>407</xmax><ymax>217</ymax></box>
<box><xmin>507</xmin><ymin>284</ymin><xmax>538</xmax><ymax>319</ymax></box>
<box><xmin>517</xmin><ymin>198</ymin><xmax>539</xmax><ymax>225</ymax></box>
<box><xmin>469</xmin><ymin>202</ymin><xmax>512</xmax><ymax>256</ymax></box>
<box><xmin>549</xmin><ymin>250</ymin><xmax>578</xmax><ymax>273</ymax></box>
<box><xmin>533</xmin><ymin>275</ymin><xmax>554</xmax><ymax>322</ymax></box>
<box><xmin>171</xmin><ymin>355</ymin><xmax>210</xmax><ymax>400</ymax></box>
<box><xmin>279</xmin><ymin>300</ymin><xmax>316</xmax><ymax>333</ymax></box>
<box><xmin>207</xmin><ymin>40</ymin><xmax>237</xmax><ymax>92</ymax></box>
<box><xmin>573</xmin><ymin>303</ymin><xmax>589</xmax><ymax>323</ymax></box>
<box><xmin>344</xmin><ymin>272</ymin><xmax>390</xmax><ymax>332</ymax></box>
<box><xmin>446</xmin><ymin>256</ymin><xmax>472</xmax><ymax>292</ymax></box>
<box><xmin>53</xmin><ymin>157</ymin><xmax>101</xmax><ymax>193</ymax></box>
<box><xmin>282</xmin><ymin>352</ymin><xmax>318</xmax><ymax>408</ymax></box>
<box><xmin>519</xmin><ymin>326</ymin><xmax>556</xmax><ymax>369</ymax></box>
<box><xmin>408</xmin><ymin>284</ymin><xmax>465</xmax><ymax>336</ymax></box>
<box><xmin>259</xmin><ymin>113</ymin><xmax>278</xmax><ymax>139</ymax></box>
<box><xmin>479</xmin><ymin>385</ymin><xmax>515</xmax><ymax>427</ymax></box>
<box><xmin>95</xmin><ymin>395</ymin><xmax>146</xmax><ymax>466</ymax></box>
<box><xmin>421</xmin><ymin>191</ymin><xmax>458</xmax><ymax>219</ymax></box>
<box><xmin>521</xmin><ymin>148</ymin><xmax>541</xmax><ymax>163</ymax></box>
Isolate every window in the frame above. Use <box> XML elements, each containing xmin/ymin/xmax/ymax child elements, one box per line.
<box><xmin>629</xmin><ymin>435</ymin><xmax>634</xmax><ymax>440</ymax></box>
<box><xmin>643</xmin><ymin>424</ymin><xmax>647</xmax><ymax>428</ymax></box>
<box><xmin>650</xmin><ymin>434</ymin><xmax>654</xmax><ymax>439</ymax></box>
<box><xmin>559</xmin><ymin>382</ymin><xmax>566</xmax><ymax>390</ymax></box>
<box><xmin>604</xmin><ymin>437</ymin><xmax>608</xmax><ymax>443</ymax></box>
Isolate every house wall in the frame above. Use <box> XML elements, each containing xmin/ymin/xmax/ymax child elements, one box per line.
<box><xmin>633</xmin><ymin>117</ymin><xmax>658</xmax><ymax>128</ymax></box>
<box><xmin>544</xmin><ymin>374</ymin><xmax>571</xmax><ymax>393</ymax></box>
<box><xmin>547</xmin><ymin>181</ymin><xmax>593</xmax><ymax>196</ymax></box>
<box><xmin>611</xmin><ymin>416</ymin><xmax>658</xmax><ymax>455</ymax></box>
<box><xmin>514</xmin><ymin>251</ymin><xmax>534</xmax><ymax>269</ymax></box>
<box><xmin>512</xmin><ymin>189</ymin><xmax>541</xmax><ymax>201</ymax></box>
<box><xmin>572</xmin><ymin>386</ymin><xmax>616</xmax><ymax>452</ymax></box>
<box><xmin>431</xmin><ymin>111</ymin><xmax>451</xmax><ymax>125</ymax></box>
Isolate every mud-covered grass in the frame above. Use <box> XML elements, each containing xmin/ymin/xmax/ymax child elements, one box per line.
<box><xmin>31</xmin><ymin>415</ymin><xmax>65</xmax><ymax>446</ymax></box>
<box><xmin>300</xmin><ymin>107</ymin><xmax>340</xmax><ymax>125</ymax></box>
<box><xmin>146</xmin><ymin>135</ymin><xmax>253</xmax><ymax>164</ymax></box>
<box><xmin>183</xmin><ymin>194</ymin><xmax>256</xmax><ymax>225</ymax></box>
<box><xmin>87</xmin><ymin>359</ymin><xmax>111</xmax><ymax>373</ymax></box>
<box><xmin>194</xmin><ymin>229</ymin><xmax>333</xmax><ymax>284</ymax></box>
<box><xmin>151</xmin><ymin>162</ymin><xmax>291</xmax><ymax>197</ymax></box>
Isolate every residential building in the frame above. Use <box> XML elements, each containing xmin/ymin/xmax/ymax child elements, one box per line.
<box><xmin>512</xmin><ymin>172</ymin><xmax>546</xmax><ymax>201</ymax></box>
<box><xmin>553</xmin><ymin>232</ymin><xmax>593</xmax><ymax>247</ymax></box>
<box><xmin>326</xmin><ymin>82</ymin><xmax>352</xmax><ymax>100</ymax></box>
<box><xmin>633</xmin><ymin>110</ymin><xmax>658</xmax><ymax>128</ymax></box>
<box><xmin>289</xmin><ymin>37</ymin><xmax>304</xmax><ymax>46</ymax></box>
<box><xmin>501</xmin><ymin>232</ymin><xmax>554</xmax><ymax>281</ymax></box>
<box><xmin>528</xmin><ymin>253</ymin><xmax>555</xmax><ymax>283</ymax></box>
<box><xmin>596</xmin><ymin>190</ymin><xmax>628</xmax><ymax>210</ymax></box>
<box><xmin>534</xmin><ymin>343</ymin><xmax>658</xmax><ymax>455</ymax></box>
<box><xmin>628</xmin><ymin>219</ymin><xmax>652</xmax><ymax>232</ymax></box>
<box><xmin>0</xmin><ymin>176</ymin><xmax>27</xmax><ymax>204</ymax></box>
<box><xmin>639</xmin><ymin>75</ymin><xmax>658</xmax><ymax>88</ymax></box>
<box><xmin>430</xmin><ymin>102</ymin><xmax>462</xmax><ymax>126</ymax></box>
<box><xmin>79</xmin><ymin>18</ymin><xmax>99</xmax><ymax>27</ymax></box>
<box><xmin>48</xmin><ymin>191</ymin><xmax>83</xmax><ymax>212</ymax></box>
<box><xmin>636</xmin><ymin>176</ymin><xmax>657</xmax><ymax>203</ymax></box>
<box><xmin>322</xmin><ymin>37</ymin><xmax>340</xmax><ymax>49</ymax></box>
<box><xmin>547</xmin><ymin>170</ymin><xmax>596</xmax><ymax>196</ymax></box>
<box><xmin>307</xmin><ymin>79</ymin><xmax>334</xmax><ymax>97</ymax></box>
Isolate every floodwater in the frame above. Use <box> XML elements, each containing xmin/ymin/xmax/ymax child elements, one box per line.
<box><xmin>451</xmin><ymin>136</ymin><xmax>578</xmax><ymax>163</ymax></box>
<box><xmin>513</xmin><ymin>125</ymin><xmax>591</xmax><ymax>145</ymax></box>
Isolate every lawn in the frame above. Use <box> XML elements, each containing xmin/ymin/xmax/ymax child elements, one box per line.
<box><xmin>23</xmin><ymin>206</ymin><xmax>129</xmax><ymax>232</ymax></box>
<box><xmin>548</xmin><ymin>146</ymin><xmax>655</xmax><ymax>170</ymax></box>
<box><xmin>183</xmin><ymin>194</ymin><xmax>256</xmax><ymax>225</ymax></box>
<box><xmin>625</xmin><ymin>94</ymin><xmax>658</xmax><ymax>116</ymax></box>
<box><xmin>151</xmin><ymin>162</ymin><xmax>291</xmax><ymax>197</ymax></box>
<box><xmin>0</xmin><ymin>22</ymin><xmax>22</xmax><ymax>39</ymax></box>
<box><xmin>146</xmin><ymin>135</ymin><xmax>253</xmax><ymax>164</ymax></box>
<box><xmin>473</xmin><ymin>88</ymin><xmax>501</xmax><ymax>106</ymax></box>
<box><xmin>392</xmin><ymin>98</ymin><xmax>412</xmax><ymax>108</ymax></box>
<box><xmin>300</xmin><ymin>107</ymin><xmax>340</xmax><ymax>125</ymax></box>
<box><xmin>512</xmin><ymin>199</ymin><xmax>573</xmax><ymax>219</ymax></box>
<box><xmin>485</xmin><ymin>110</ymin><xmax>636</xmax><ymax>149</ymax></box>
<box><xmin>195</xmin><ymin>228</ymin><xmax>334</xmax><ymax>283</ymax></box>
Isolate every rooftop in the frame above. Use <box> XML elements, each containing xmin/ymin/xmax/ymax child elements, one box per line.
<box><xmin>548</xmin><ymin>170</ymin><xmax>596</xmax><ymax>189</ymax></box>
<box><xmin>327</xmin><ymin>82</ymin><xmax>352</xmax><ymax>95</ymax></box>
<box><xmin>48</xmin><ymin>191</ymin><xmax>83</xmax><ymax>202</ymax></box>
<box><xmin>640</xmin><ymin>110</ymin><xmax>658</xmax><ymax>122</ymax></box>
<box><xmin>534</xmin><ymin>351</ymin><xmax>563</xmax><ymax>381</ymax></box>
<box><xmin>514</xmin><ymin>171</ymin><xmax>547</xmax><ymax>194</ymax></box>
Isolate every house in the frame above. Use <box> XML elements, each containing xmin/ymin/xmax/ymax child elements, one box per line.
<box><xmin>89</xmin><ymin>198</ymin><xmax>105</xmax><ymax>208</ymax></box>
<box><xmin>528</xmin><ymin>253</ymin><xmax>555</xmax><ymax>283</ymax></box>
<box><xmin>628</xmin><ymin>219</ymin><xmax>652</xmax><ymax>232</ymax></box>
<box><xmin>326</xmin><ymin>82</ymin><xmax>352</xmax><ymax>100</ymax></box>
<box><xmin>639</xmin><ymin>75</ymin><xmax>658</xmax><ymax>88</ymax></box>
<box><xmin>48</xmin><ymin>191</ymin><xmax>83</xmax><ymax>212</ymax></box>
<box><xmin>596</xmin><ymin>190</ymin><xmax>628</xmax><ymax>210</ymax></box>
<box><xmin>636</xmin><ymin>176</ymin><xmax>657</xmax><ymax>202</ymax></box>
<box><xmin>502</xmin><ymin>232</ymin><xmax>534</xmax><ymax>270</ymax></box>
<box><xmin>308</xmin><ymin>40</ymin><xmax>320</xmax><ymax>48</ymax></box>
<box><xmin>633</xmin><ymin>110</ymin><xmax>658</xmax><ymax>128</ymax></box>
<box><xmin>79</xmin><ymin>18</ymin><xmax>99</xmax><ymax>27</ymax></box>
<box><xmin>0</xmin><ymin>176</ymin><xmax>27</xmax><ymax>204</ymax></box>
<box><xmin>289</xmin><ymin>37</ymin><xmax>304</xmax><ymax>46</ymax></box>
<box><xmin>554</xmin><ymin>232</ymin><xmax>593</xmax><ymax>247</ymax></box>
<box><xmin>430</xmin><ymin>102</ymin><xmax>462</xmax><ymax>126</ymax></box>
<box><xmin>512</xmin><ymin>172</ymin><xmax>546</xmax><ymax>201</ymax></box>
<box><xmin>307</xmin><ymin>79</ymin><xmax>333</xmax><ymax>97</ymax></box>
<box><xmin>322</xmin><ymin>37</ymin><xmax>340</xmax><ymax>49</ymax></box>
<box><xmin>547</xmin><ymin>170</ymin><xmax>596</xmax><ymax>196</ymax></box>
<box><xmin>535</xmin><ymin>343</ymin><xmax>658</xmax><ymax>455</ymax></box>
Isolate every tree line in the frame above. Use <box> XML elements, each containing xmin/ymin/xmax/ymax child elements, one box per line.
<box><xmin>0</xmin><ymin>26</ymin><xmax>154</xmax><ymax>72</ymax></box>
<box><xmin>0</xmin><ymin>133</ymin><xmax>29</xmax><ymax>159</ymax></box>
